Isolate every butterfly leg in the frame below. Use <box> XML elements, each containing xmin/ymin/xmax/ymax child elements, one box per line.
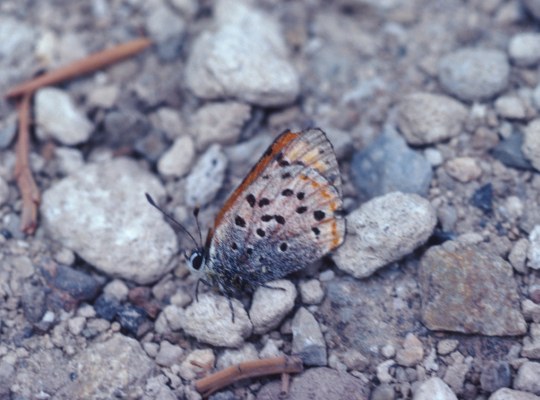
<box><xmin>227</xmin><ymin>297</ymin><xmax>236</xmax><ymax>323</ymax></box>
<box><xmin>195</xmin><ymin>278</ymin><xmax>212</xmax><ymax>302</ymax></box>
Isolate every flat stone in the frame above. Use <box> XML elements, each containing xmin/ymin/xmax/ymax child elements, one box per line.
<box><xmin>249</xmin><ymin>280</ymin><xmax>297</xmax><ymax>334</ymax></box>
<box><xmin>419</xmin><ymin>241</ymin><xmax>527</xmax><ymax>335</ymax></box>
<box><xmin>157</xmin><ymin>135</ymin><xmax>195</xmax><ymax>178</ymax></box>
<box><xmin>413</xmin><ymin>377</ymin><xmax>457</xmax><ymax>400</ymax></box>
<box><xmin>438</xmin><ymin>48</ymin><xmax>509</xmax><ymax>101</ymax></box>
<box><xmin>35</xmin><ymin>87</ymin><xmax>93</xmax><ymax>145</ymax></box>
<box><xmin>291</xmin><ymin>307</ymin><xmax>327</xmax><ymax>366</ymax></box>
<box><xmin>491</xmin><ymin>132</ymin><xmax>534</xmax><ymax>170</ymax></box>
<box><xmin>398</xmin><ymin>92</ymin><xmax>467</xmax><ymax>145</ymax></box>
<box><xmin>495</xmin><ymin>95</ymin><xmax>527</xmax><ymax>120</ymax></box>
<box><xmin>179</xmin><ymin>293</ymin><xmax>252</xmax><ymax>347</ymax></box>
<box><xmin>41</xmin><ymin>158</ymin><xmax>176</xmax><ymax>284</ymax></box>
<box><xmin>184</xmin><ymin>144</ymin><xmax>227</xmax><ymax>207</ymax></box>
<box><xmin>191</xmin><ymin>101</ymin><xmax>251</xmax><ymax>150</ymax></box>
<box><xmin>509</xmin><ymin>32</ymin><xmax>540</xmax><ymax>67</ymax></box>
<box><xmin>257</xmin><ymin>367</ymin><xmax>368</xmax><ymax>400</ymax></box>
<box><xmin>185</xmin><ymin>0</ymin><xmax>299</xmax><ymax>106</ymax></box>
<box><xmin>351</xmin><ymin>129</ymin><xmax>432</xmax><ymax>199</ymax></box>
<box><xmin>333</xmin><ymin>192</ymin><xmax>436</xmax><ymax>278</ymax></box>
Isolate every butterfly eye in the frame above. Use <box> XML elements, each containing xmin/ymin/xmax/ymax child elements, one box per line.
<box><xmin>189</xmin><ymin>252</ymin><xmax>204</xmax><ymax>271</ymax></box>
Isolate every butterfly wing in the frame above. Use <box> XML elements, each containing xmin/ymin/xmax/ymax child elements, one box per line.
<box><xmin>206</xmin><ymin>128</ymin><xmax>345</xmax><ymax>292</ymax></box>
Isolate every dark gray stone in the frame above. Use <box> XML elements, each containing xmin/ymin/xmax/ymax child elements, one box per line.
<box><xmin>351</xmin><ymin>128</ymin><xmax>432</xmax><ymax>200</ymax></box>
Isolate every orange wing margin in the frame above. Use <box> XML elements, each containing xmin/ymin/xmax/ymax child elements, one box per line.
<box><xmin>212</xmin><ymin>130</ymin><xmax>299</xmax><ymax>229</ymax></box>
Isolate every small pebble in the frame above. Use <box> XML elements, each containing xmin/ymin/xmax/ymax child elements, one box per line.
<box><xmin>495</xmin><ymin>95</ymin><xmax>526</xmax><ymax>120</ymax></box>
<box><xmin>523</xmin><ymin>119</ymin><xmax>540</xmax><ymax>171</ymax></box>
<box><xmin>103</xmin><ymin>279</ymin><xmax>129</xmax><ymax>302</ymax></box>
<box><xmin>178</xmin><ymin>349</ymin><xmax>215</xmax><ymax>380</ymax></box>
<box><xmin>67</xmin><ymin>316</ymin><xmax>86</xmax><ymax>336</ymax></box>
<box><xmin>445</xmin><ymin>157</ymin><xmax>482</xmax><ymax>183</ymax></box>
<box><xmin>0</xmin><ymin>177</ymin><xmax>9</xmax><ymax>207</ymax></box>
<box><xmin>155</xmin><ymin>340</ymin><xmax>184</xmax><ymax>367</ymax></box>
<box><xmin>528</xmin><ymin>226</ymin><xmax>540</xmax><ymax>270</ymax></box>
<box><xmin>184</xmin><ymin>144</ymin><xmax>227</xmax><ymax>207</ymax></box>
<box><xmin>216</xmin><ymin>343</ymin><xmax>258</xmax><ymax>370</ymax></box>
<box><xmin>157</xmin><ymin>135</ymin><xmax>195</xmax><ymax>178</ymax></box>
<box><xmin>509</xmin><ymin>32</ymin><xmax>540</xmax><ymax>67</ymax></box>
<box><xmin>438</xmin><ymin>48</ymin><xmax>509</xmax><ymax>101</ymax></box>
<box><xmin>249</xmin><ymin>280</ymin><xmax>296</xmax><ymax>334</ymax></box>
<box><xmin>413</xmin><ymin>377</ymin><xmax>457</xmax><ymax>400</ymax></box>
<box><xmin>35</xmin><ymin>88</ymin><xmax>93</xmax><ymax>145</ymax></box>
<box><xmin>513</xmin><ymin>361</ymin><xmax>540</xmax><ymax>395</ymax></box>
<box><xmin>291</xmin><ymin>307</ymin><xmax>327</xmax><ymax>366</ymax></box>
<box><xmin>437</xmin><ymin>339</ymin><xmax>459</xmax><ymax>355</ymax></box>
<box><xmin>396</xmin><ymin>333</ymin><xmax>424</xmax><ymax>367</ymax></box>
<box><xmin>299</xmin><ymin>279</ymin><xmax>325</xmax><ymax>305</ymax></box>
<box><xmin>509</xmin><ymin>238</ymin><xmax>529</xmax><ymax>274</ymax></box>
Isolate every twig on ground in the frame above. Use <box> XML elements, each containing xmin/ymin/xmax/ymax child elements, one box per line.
<box><xmin>7</xmin><ymin>38</ymin><xmax>152</xmax><ymax>235</ymax></box>
<box><xmin>14</xmin><ymin>94</ymin><xmax>39</xmax><ymax>234</ymax></box>
<box><xmin>194</xmin><ymin>355</ymin><xmax>303</xmax><ymax>398</ymax></box>
<box><xmin>6</xmin><ymin>38</ymin><xmax>152</xmax><ymax>98</ymax></box>
<box><xmin>280</xmin><ymin>372</ymin><xmax>291</xmax><ymax>398</ymax></box>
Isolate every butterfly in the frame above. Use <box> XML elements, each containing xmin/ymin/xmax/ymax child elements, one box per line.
<box><xmin>147</xmin><ymin>128</ymin><xmax>345</xmax><ymax>311</ymax></box>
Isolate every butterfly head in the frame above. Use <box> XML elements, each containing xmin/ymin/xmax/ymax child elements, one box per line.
<box><xmin>186</xmin><ymin>248</ymin><xmax>206</xmax><ymax>275</ymax></box>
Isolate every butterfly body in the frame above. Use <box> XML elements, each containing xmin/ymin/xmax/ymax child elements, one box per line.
<box><xmin>190</xmin><ymin>128</ymin><xmax>346</xmax><ymax>297</ymax></box>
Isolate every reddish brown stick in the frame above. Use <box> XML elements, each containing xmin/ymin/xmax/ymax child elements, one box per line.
<box><xmin>194</xmin><ymin>356</ymin><xmax>303</xmax><ymax>398</ymax></box>
<box><xmin>14</xmin><ymin>94</ymin><xmax>40</xmax><ymax>234</ymax></box>
<box><xmin>6</xmin><ymin>38</ymin><xmax>152</xmax><ymax>98</ymax></box>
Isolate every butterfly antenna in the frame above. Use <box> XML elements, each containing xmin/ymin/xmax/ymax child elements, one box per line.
<box><xmin>145</xmin><ymin>193</ymin><xmax>199</xmax><ymax>248</ymax></box>
<box><xmin>193</xmin><ymin>207</ymin><xmax>204</xmax><ymax>248</ymax></box>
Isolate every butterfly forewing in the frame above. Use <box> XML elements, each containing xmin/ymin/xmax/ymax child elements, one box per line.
<box><xmin>206</xmin><ymin>128</ymin><xmax>345</xmax><ymax>292</ymax></box>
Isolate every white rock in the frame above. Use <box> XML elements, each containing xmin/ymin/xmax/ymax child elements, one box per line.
<box><xmin>413</xmin><ymin>377</ymin><xmax>457</xmax><ymax>400</ymax></box>
<box><xmin>178</xmin><ymin>349</ymin><xmax>215</xmax><ymax>380</ymax></box>
<box><xmin>179</xmin><ymin>293</ymin><xmax>252</xmax><ymax>347</ymax></box>
<box><xmin>299</xmin><ymin>279</ymin><xmax>325</xmax><ymax>305</ymax></box>
<box><xmin>509</xmin><ymin>33</ymin><xmax>540</xmax><ymax>67</ymax></box>
<box><xmin>184</xmin><ymin>144</ymin><xmax>227</xmax><ymax>207</ymax></box>
<box><xmin>158</xmin><ymin>136</ymin><xmax>195</xmax><ymax>178</ymax></box>
<box><xmin>490</xmin><ymin>388</ymin><xmax>540</xmax><ymax>400</ymax></box>
<box><xmin>514</xmin><ymin>361</ymin><xmax>540</xmax><ymax>395</ymax></box>
<box><xmin>41</xmin><ymin>158</ymin><xmax>176</xmax><ymax>284</ymax></box>
<box><xmin>398</xmin><ymin>92</ymin><xmax>468</xmax><ymax>145</ymax></box>
<box><xmin>495</xmin><ymin>95</ymin><xmax>527</xmax><ymax>120</ymax></box>
<box><xmin>437</xmin><ymin>339</ymin><xmax>459</xmax><ymax>355</ymax></box>
<box><xmin>523</xmin><ymin>119</ymin><xmax>540</xmax><ymax>171</ymax></box>
<box><xmin>528</xmin><ymin>226</ymin><xmax>540</xmax><ymax>270</ymax></box>
<box><xmin>103</xmin><ymin>279</ymin><xmax>129</xmax><ymax>302</ymax></box>
<box><xmin>333</xmin><ymin>192</ymin><xmax>437</xmax><ymax>278</ymax></box>
<box><xmin>445</xmin><ymin>157</ymin><xmax>482</xmax><ymax>182</ymax></box>
<box><xmin>67</xmin><ymin>316</ymin><xmax>86</xmax><ymax>336</ymax></box>
<box><xmin>35</xmin><ymin>88</ymin><xmax>93</xmax><ymax>145</ymax></box>
<box><xmin>376</xmin><ymin>359</ymin><xmax>395</xmax><ymax>383</ymax></box>
<box><xmin>259</xmin><ymin>339</ymin><xmax>282</xmax><ymax>358</ymax></box>
<box><xmin>185</xmin><ymin>0</ymin><xmax>299</xmax><ymax>106</ymax></box>
<box><xmin>291</xmin><ymin>307</ymin><xmax>326</xmax><ymax>366</ymax></box>
<box><xmin>191</xmin><ymin>101</ymin><xmax>251</xmax><ymax>150</ymax></box>
<box><xmin>249</xmin><ymin>280</ymin><xmax>297</xmax><ymax>334</ymax></box>
<box><xmin>216</xmin><ymin>343</ymin><xmax>258</xmax><ymax>370</ymax></box>
<box><xmin>509</xmin><ymin>238</ymin><xmax>529</xmax><ymax>274</ymax></box>
<box><xmin>156</xmin><ymin>340</ymin><xmax>184</xmax><ymax>367</ymax></box>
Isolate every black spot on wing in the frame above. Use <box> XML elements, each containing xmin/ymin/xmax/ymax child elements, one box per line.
<box><xmin>246</xmin><ymin>194</ymin><xmax>256</xmax><ymax>208</ymax></box>
<box><xmin>235</xmin><ymin>215</ymin><xmax>246</xmax><ymax>227</ymax></box>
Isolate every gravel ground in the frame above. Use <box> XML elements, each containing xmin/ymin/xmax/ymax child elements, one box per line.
<box><xmin>1</xmin><ymin>0</ymin><xmax>540</xmax><ymax>399</ymax></box>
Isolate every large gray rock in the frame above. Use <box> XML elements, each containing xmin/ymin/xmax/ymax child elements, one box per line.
<box><xmin>185</xmin><ymin>0</ymin><xmax>299</xmax><ymax>106</ymax></box>
<box><xmin>41</xmin><ymin>158</ymin><xmax>176</xmax><ymax>284</ymax></box>
<box><xmin>419</xmin><ymin>241</ymin><xmax>527</xmax><ymax>336</ymax></box>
